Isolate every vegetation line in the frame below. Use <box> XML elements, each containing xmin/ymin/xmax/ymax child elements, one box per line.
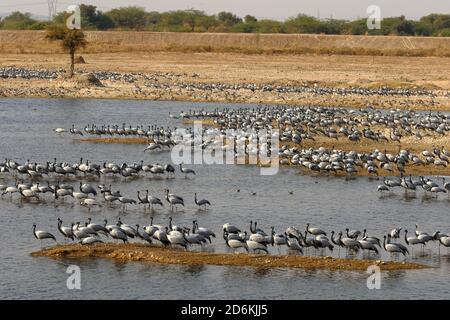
<box><xmin>0</xmin><ymin>5</ymin><xmax>449</xmax><ymax>37</ymax></box>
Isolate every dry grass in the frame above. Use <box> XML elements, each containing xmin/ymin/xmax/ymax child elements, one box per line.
<box><xmin>31</xmin><ymin>243</ymin><xmax>426</xmax><ymax>271</ymax></box>
<box><xmin>1</xmin><ymin>30</ymin><xmax>450</xmax><ymax>57</ymax></box>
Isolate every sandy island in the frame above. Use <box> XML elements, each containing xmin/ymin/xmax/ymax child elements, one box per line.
<box><xmin>73</xmin><ymin>117</ymin><xmax>450</xmax><ymax>177</ymax></box>
<box><xmin>31</xmin><ymin>243</ymin><xmax>426</xmax><ymax>271</ymax></box>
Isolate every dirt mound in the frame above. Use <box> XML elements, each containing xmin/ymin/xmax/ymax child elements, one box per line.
<box><xmin>56</xmin><ymin>73</ymin><xmax>103</xmax><ymax>89</ymax></box>
<box><xmin>74</xmin><ymin>55</ymin><xmax>86</xmax><ymax>64</ymax></box>
<box><xmin>77</xmin><ymin>73</ymin><xmax>102</xmax><ymax>86</ymax></box>
<box><xmin>31</xmin><ymin>243</ymin><xmax>427</xmax><ymax>271</ymax></box>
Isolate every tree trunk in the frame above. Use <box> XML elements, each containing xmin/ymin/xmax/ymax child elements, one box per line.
<box><xmin>69</xmin><ymin>49</ymin><xmax>75</xmax><ymax>78</ymax></box>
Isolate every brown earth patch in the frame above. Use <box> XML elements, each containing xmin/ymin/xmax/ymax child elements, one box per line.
<box><xmin>31</xmin><ymin>243</ymin><xmax>427</xmax><ymax>271</ymax></box>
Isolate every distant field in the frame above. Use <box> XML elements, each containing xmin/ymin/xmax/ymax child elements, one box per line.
<box><xmin>1</xmin><ymin>30</ymin><xmax>450</xmax><ymax>57</ymax></box>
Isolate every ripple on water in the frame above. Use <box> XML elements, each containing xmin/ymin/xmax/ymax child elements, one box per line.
<box><xmin>0</xmin><ymin>98</ymin><xmax>449</xmax><ymax>299</ymax></box>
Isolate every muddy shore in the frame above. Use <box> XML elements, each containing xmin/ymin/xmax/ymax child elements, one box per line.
<box><xmin>1</xmin><ymin>52</ymin><xmax>450</xmax><ymax>111</ymax></box>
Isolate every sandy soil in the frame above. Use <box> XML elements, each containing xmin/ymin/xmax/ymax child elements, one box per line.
<box><xmin>1</xmin><ymin>52</ymin><xmax>450</xmax><ymax>110</ymax></box>
<box><xmin>31</xmin><ymin>243</ymin><xmax>425</xmax><ymax>271</ymax></box>
<box><xmin>2</xmin><ymin>52</ymin><xmax>450</xmax><ymax>88</ymax></box>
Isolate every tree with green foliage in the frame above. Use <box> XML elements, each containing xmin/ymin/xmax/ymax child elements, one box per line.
<box><xmin>320</xmin><ymin>19</ymin><xmax>346</xmax><ymax>34</ymax></box>
<box><xmin>78</xmin><ymin>4</ymin><xmax>114</xmax><ymax>30</ymax></box>
<box><xmin>1</xmin><ymin>7</ymin><xmax>450</xmax><ymax>37</ymax></box>
<box><xmin>105</xmin><ymin>6</ymin><xmax>147</xmax><ymax>30</ymax></box>
<box><xmin>46</xmin><ymin>25</ymin><xmax>87</xmax><ymax>77</ymax></box>
<box><xmin>230</xmin><ymin>22</ymin><xmax>255</xmax><ymax>33</ymax></box>
<box><xmin>414</xmin><ymin>21</ymin><xmax>433</xmax><ymax>36</ymax></box>
<box><xmin>147</xmin><ymin>11</ymin><xmax>161</xmax><ymax>27</ymax></box>
<box><xmin>284</xmin><ymin>14</ymin><xmax>322</xmax><ymax>33</ymax></box>
<box><xmin>254</xmin><ymin>19</ymin><xmax>285</xmax><ymax>33</ymax></box>
<box><xmin>195</xmin><ymin>15</ymin><xmax>219</xmax><ymax>32</ymax></box>
<box><xmin>343</xmin><ymin>18</ymin><xmax>367</xmax><ymax>35</ymax></box>
<box><xmin>395</xmin><ymin>19</ymin><xmax>416</xmax><ymax>36</ymax></box>
<box><xmin>0</xmin><ymin>11</ymin><xmax>37</xmax><ymax>29</ymax></box>
<box><xmin>217</xmin><ymin>11</ymin><xmax>242</xmax><ymax>27</ymax></box>
<box><xmin>436</xmin><ymin>28</ymin><xmax>450</xmax><ymax>37</ymax></box>
<box><xmin>244</xmin><ymin>15</ymin><xmax>257</xmax><ymax>23</ymax></box>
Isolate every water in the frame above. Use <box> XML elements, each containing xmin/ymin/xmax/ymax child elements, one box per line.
<box><xmin>0</xmin><ymin>98</ymin><xmax>449</xmax><ymax>300</ymax></box>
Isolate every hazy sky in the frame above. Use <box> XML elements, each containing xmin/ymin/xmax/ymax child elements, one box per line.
<box><xmin>0</xmin><ymin>0</ymin><xmax>449</xmax><ymax>20</ymax></box>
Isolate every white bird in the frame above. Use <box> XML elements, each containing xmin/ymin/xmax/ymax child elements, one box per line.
<box><xmin>136</xmin><ymin>224</ymin><xmax>152</xmax><ymax>244</ymax></box>
<box><xmin>390</xmin><ymin>228</ymin><xmax>402</xmax><ymax>239</ymax></box>
<box><xmin>384</xmin><ymin>235</ymin><xmax>408</xmax><ymax>257</ymax></box>
<box><xmin>249</xmin><ymin>232</ymin><xmax>270</xmax><ymax>244</ymax></box>
<box><xmin>72</xmin><ymin>226</ymin><xmax>90</xmax><ymax>240</ymax></box>
<box><xmin>73</xmin><ymin>191</ymin><xmax>88</xmax><ymax>200</ymax></box>
<box><xmin>306</xmin><ymin>223</ymin><xmax>327</xmax><ymax>236</ymax></box>
<box><xmin>358</xmin><ymin>240</ymin><xmax>379</xmax><ymax>254</ymax></box>
<box><xmin>438</xmin><ymin>236</ymin><xmax>450</xmax><ymax>251</ymax></box>
<box><xmin>194</xmin><ymin>192</ymin><xmax>211</xmax><ymax>210</ymax></box>
<box><xmin>108</xmin><ymin>227</ymin><xmax>128</xmax><ymax>243</ymax></box>
<box><xmin>33</xmin><ymin>224</ymin><xmax>56</xmax><ymax>248</ymax></box>
<box><xmin>80</xmin><ymin>198</ymin><xmax>99</xmax><ymax>210</ymax></box>
<box><xmin>144</xmin><ymin>143</ymin><xmax>161</xmax><ymax>152</ymax></box>
<box><xmin>414</xmin><ymin>224</ymin><xmax>427</xmax><ymax>237</ymax></box>
<box><xmin>73</xmin><ymin>222</ymin><xmax>97</xmax><ymax>239</ymax></box>
<box><xmin>179</xmin><ymin>163</ymin><xmax>196</xmax><ymax>178</ymax></box>
<box><xmin>246</xmin><ymin>240</ymin><xmax>268</xmax><ymax>254</ymax></box>
<box><xmin>81</xmin><ymin>237</ymin><xmax>103</xmax><ymax>245</ymax></box>
<box><xmin>272</xmin><ymin>230</ymin><xmax>288</xmax><ymax>248</ymax></box>
<box><xmin>377</xmin><ymin>185</ymin><xmax>389</xmax><ymax>193</ymax></box>
<box><xmin>193</xmin><ymin>221</ymin><xmax>216</xmax><ymax>241</ymax></box>
<box><xmin>167</xmin><ymin>230</ymin><xmax>188</xmax><ymax>249</ymax></box>
<box><xmin>153</xmin><ymin>228</ymin><xmax>170</xmax><ymax>246</ymax></box>
<box><xmin>184</xmin><ymin>229</ymin><xmax>207</xmax><ymax>245</ymax></box>
<box><xmin>104</xmin><ymin>192</ymin><xmax>120</xmax><ymax>206</ymax></box>
<box><xmin>147</xmin><ymin>191</ymin><xmax>164</xmax><ymax>209</ymax></box>
<box><xmin>227</xmin><ymin>238</ymin><xmax>249</xmax><ymax>252</ymax></box>
<box><xmin>345</xmin><ymin>228</ymin><xmax>361</xmax><ymax>239</ymax></box>
<box><xmin>404</xmin><ymin>230</ymin><xmax>426</xmax><ymax>252</ymax></box>
<box><xmin>117</xmin><ymin>220</ymin><xmax>137</xmax><ymax>238</ymax></box>
<box><xmin>223</xmin><ymin>223</ymin><xmax>241</xmax><ymax>234</ymax></box>
<box><xmin>85</xmin><ymin>218</ymin><xmax>109</xmax><ymax>236</ymax></box>
<box><xmin>19</xmin><ymin>187</ymin><xmax>39</xmax><ymax>200</ymax></box>
<box><xmin>340</xmin><ymin>233</ymin><xmax>361</xmax><ymax>252</ymax></box>
<box><xmin>54</xmin><ymin>188</ymin><xmax>73</xmax><ymax>200</ymax></box>
<box><xmin>57</xmin><ymin>218</ymin><xmax>74</xmax><ymax>241</ymax></box>
<box><xmin>286</xmin><ymin>237</ymin><xmax>303</xmax><ymax>254</ymax></box>
<box><xmin>165</xmin><ymin>189</ymin><xmax>184</xmax><ymax>211</ymax></box>
<box><xmin>417</xmin><ymin>233</ymin><xmax>434</xmax><ymax>243</ymax></box>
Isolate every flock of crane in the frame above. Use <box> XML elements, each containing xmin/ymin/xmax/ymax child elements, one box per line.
<box><xmin>0</xmin><ymin>158</ymin><xmax>195</xmax><ymax>180</ymax></box>
<box><xmin>55</xmin><ymin>106</ymin><xmax>450</xmax><ymax>201</ymax></box>
<box><xmin>0</xmin><ymin>179</ymin><xmax>209</xmax><ymax>212</ymax></box>
<box><xmin>59</xmin><ymin>106</ymin><xmax>450</xmax><ymax>179</ymax></box>
<box><xmin>378</xmin><ymin>175</ymin><xmax>450</xmax><ymax>197</ymax></box>
<box><xmin>61</xmin><ymin>106</ymin><xmax>450</xmax><ymax>144</ymax></box>
<box><xmin>32</xmin><ymin>218</ymin><xmax>450</xmax><ymax>259</ymax></box>
<box><xmin>2</xmin><ymin>103</ymin><xmax>449</xmax><ymax>265</ymax></box>
<box><xmin>0</xmin><ymin>156</ymin><xmax>209</xmax><ymax>212</ymax></box>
